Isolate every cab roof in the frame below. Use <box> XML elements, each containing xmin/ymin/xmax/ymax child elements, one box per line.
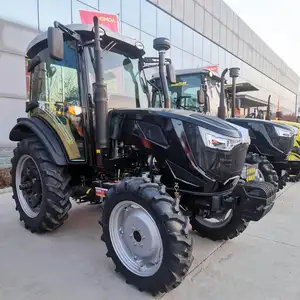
<box><xmin>151</xmin><ymin>67</ymin><xmax>221</xmax><ymax>82</ymax></box>
<box><xmin>26</xmin><ymin>23</ymin><xmax>145</xmax><ymax>59</ymax></box>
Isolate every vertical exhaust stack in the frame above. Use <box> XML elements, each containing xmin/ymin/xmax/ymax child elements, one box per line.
<box><xmin>153</xmin><ymin>38</ymin><xmax>171</xmax><ymax>109</ymax></box>
<box><xmin>218</xmin><ymin>68</ymin><xmax>228</xmax><ymax>119</ymax></box>
<box><xmin>266</xmin><ymin>95</ymin><xmax>271</xmax><ymax>120</ymax></box>
<box><xmin>229</xmin><ymin>67</ymin><xmax>240</xmax><ymax>118</ymax></box>
<box><xmin>93</xmin><ymin>16</ymin><xmax>108</xmax><ymax>167</ymax></box>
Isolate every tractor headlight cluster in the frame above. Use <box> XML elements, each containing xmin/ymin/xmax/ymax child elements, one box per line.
<box><xmin>274</xmin><ymin>126</ymin><xmax>294</xmax><ymax>138</ymax></box>
<box><xmin>198</xmin><ymin>127</ymin><xmax>242</xmax><ymax>151</ymax></box>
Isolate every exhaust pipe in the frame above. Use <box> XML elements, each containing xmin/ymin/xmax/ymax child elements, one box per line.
<box><xmin>229</xmin><ymin>67</ymin><xmax>240</xmax><ymax>118</ymax></box>
<box><xmin>153</xmin><ymin>38</ymin><xmax>171</xmax><ymax>109</ymax></box>
<box><xmin>218</xmin><ymin>68</ymin><xmax>228</xmax><ymax>119</ymax></box>
<box><xmin>93</xmin><ymin>16</ymin><xmax>108</xmax><ymax>167</ymax></box>
<box><xmin>266</xmin><ymin>95</ymin><xmax>271</xmax><ymax>120</ymax></box>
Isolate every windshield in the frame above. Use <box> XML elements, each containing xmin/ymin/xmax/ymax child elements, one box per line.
<box><xmin>87</xmin><ymin>45</ymin><xmax>148</xmax><ymax>109</ymax></box>
<box><xmin>153</xmin><ymin>73</ymin><xmax>224</xmax><ymax>115</ymax></box>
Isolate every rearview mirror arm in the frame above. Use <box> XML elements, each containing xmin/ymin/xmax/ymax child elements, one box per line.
<box><xmin>53</xmin><ymin>21</ymin><xmax>82</xmax><ymax>43</ymax></box>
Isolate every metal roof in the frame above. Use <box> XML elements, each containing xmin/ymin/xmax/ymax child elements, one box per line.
<box><xmin>26</xmin><ymin>23</ymin><xmax>145</xmax><ymax>58</ymax></box>
<box><xmin>151</xmin><ymin>67</ymin><xmax>221</xmax><ymax>82</ymax></box>
<box><xmin>236</xmin><ymin>94</ymin><xmax>269</xmax><ymax>108</ymax></box>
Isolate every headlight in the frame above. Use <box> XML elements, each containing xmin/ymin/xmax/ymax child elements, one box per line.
<box><xmin>274</xmin><ymin>126</ymin><xmax>293</xmax><ymax>137</ymax></box>
<box><xmin>198</xmin><ymin>127</ymin><xmax>242</xmax><ymax>151</ymax></box>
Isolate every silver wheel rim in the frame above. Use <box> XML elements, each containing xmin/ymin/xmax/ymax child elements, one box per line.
<box><xmin>195</xmin><ymin>209</ymin><xmax>233</xmax><ymax>228</ymax></box>
<box><xmin>15</xmin><ymin>154</ymin><xmax>42</xmax><ymax>218</ymax></box>
<box><xmin>255</xmin><ymin>169</ymin><xmax>265</xmax><ymax>182</ymax></box>
<box><xmin>109</xmin><ymin>200</ymin><xmax>163</xmax><ymax>277</ymax></box>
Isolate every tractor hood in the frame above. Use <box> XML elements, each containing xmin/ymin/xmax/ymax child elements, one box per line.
<box><xmin>226</xmin><ymin>117</ymin><xmax>295</xmax><ymax>158</ymax></box>
<box><xmin>115</xmin><ymin>108</ymin><xmax>243</xmax><ymax>139</ymax></box>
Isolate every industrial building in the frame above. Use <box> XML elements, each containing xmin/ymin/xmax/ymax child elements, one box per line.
<box><xmin>0</xmin><ymin>0</ymin><xmax>299</xmax><ymax>166</ymax></box>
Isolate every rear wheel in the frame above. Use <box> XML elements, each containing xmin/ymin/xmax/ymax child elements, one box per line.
<box><xmin>190</xmin><ymin>209</ymin><xmax>249</xmax><ymax>241</ymax></box>
<box><xmin>245</xmin><ymin>152</ymin><xmax>279</xmax><ymax>190</ymax></box>
<box><xmin>101</xmin><ymin>177</ymin><xmax>194</xmax><ymax>295</ymax></box>
<box><xmin>11</xmin><ymin>137</ymin><xmax>72</xmax><ymax>233</ymax></box>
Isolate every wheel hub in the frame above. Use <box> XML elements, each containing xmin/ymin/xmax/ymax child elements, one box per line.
<box><xmin>15</xmin><ymin>155</ymin><xmax>43</xmax><ymax>218</ymax></box>
<box><xmin>109</xmin><ymin>201</ymin><xmax>163</xmax><ymax>277</ymax></box>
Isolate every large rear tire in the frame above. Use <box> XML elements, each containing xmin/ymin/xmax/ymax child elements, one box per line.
<box><xmin>190</xmin><ymin>209</ymin><xmax>249</xmax><ymax>241</ymax></box>
<box><xmin>101</xmin><ymin>177</ymin><xmax>194</xmax><ymax>295</ymax></box>
<box><xmin>245</xmin><ymin>152</ymin><xmax>280</xmax><ymax>189</ymax></box>
<box><xmin>11</xmin><ymin>137</ymin><xmax>72</xmax><ymax>233</ymax></box>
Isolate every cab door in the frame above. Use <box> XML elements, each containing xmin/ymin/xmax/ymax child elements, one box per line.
<box><xmin>28</xmin><ymin>40</ymin><xmax>86</xmax><ymax>162</ymax></box>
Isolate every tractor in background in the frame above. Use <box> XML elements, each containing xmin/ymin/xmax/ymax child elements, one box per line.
<box><xmin>150</xmin><ymin>67</ymin><xmax>296</xmax><ymax>190</ymax></box>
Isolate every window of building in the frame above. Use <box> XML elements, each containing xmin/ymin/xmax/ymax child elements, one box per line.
<box><xmin>72</xmin><ymin>0</ymin><xmax>99</xmax><ymax>24</ymax></box>
<box><xmin>157</xmin><ymin>9</ymin><xmax>171</xmax><ymax>40</ymax></box>
<box><xmin>203</xmin><ymin>37</ymin><xmax>212</xmax><ymax>63</ymax></box>
<box><xmin>226</xmin><ymin>28</ymin><xmax>233</xmax><ymax>53</ymax></box>
<box><xmin>141</xmin><ymin>31</ymin><xmax>156</xmax><ymax>57</ymax></box>
<box><xmin>171</xmin><ymin>47</ymin><xmax>183</xmax><ymax>69</ymax></box>
<box><xmin>39</xmin><ymin>0</ymin><xmax>71</xmax><ymax>31</ymax></box>
<box><xmin>220</xmin><ymin>24</ymin><xmax>227</xmax><ymax>48</ymax></box>
<box><xmin>99</xmin><ymin>0</ymin><xmax>121</xmax><ymax>15</ymax></box>
<box><xmin>171</xmin><ymin>18</ymin><xmax>183</xmax><ymax>49</ymax></box>
<box><xmin>121</xmin><ymin>22</ymin><xmax>140</xmax><ymax>40</ymax></box>
<box><xmin>204</xmin><ymin>11</ymin><xmax>213</xmax><ymax>39</ymax></box>
<box><xmin>79</xmin><ymin>0</ymin><xmax>98</xmax><ymax>9</ymax></box>
<box><xmin>183</xmin><ymin>51</ymin><xmax>194</xmax><ymax>69</ymax></box>
<box><xmin>141</xmin><ymin>0</ymin><xmax>157</xmax><ymax>36</ymax></box>
<box><xmin>211</xmin><ymin>43</ymin><xmax>219</xmax><ymax>65</ymax></box>
<box><xmin>121</xmin><ymin>0</ymin><xmax>140</xmax><ymax>28</ymax></box>
<box><xmin>218</xmin><ymin>47</ymin><xmax>226</xmax><ymax>69</ymax></box>
<box><xmin>182</xmin><ymin>25</ymin><xmax>194</xmax><ymax>54</ymax></box>
<box><xmin>193</xmin><ymin>56</ymin><xmax>203</xmax><ymax>68</ymax></box>
<box><xmin>193</xmin><ymin>32</ymin><xmax>203</xmax><ymax>58</ymax></box>
<box><xmin>0</xmin><ymin>0</ymin><xmax>38</xmax><ymax>29</ymax></box>
<box><xmin>212</xmin><ymin>17</ymin><xmax>220</xmax><ymax>44</ymax></box>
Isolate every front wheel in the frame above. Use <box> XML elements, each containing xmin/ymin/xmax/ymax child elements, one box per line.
<box><xmin>101</xmin><ymin>177</ymin><xmax>194</xmax><ymax>295</ymax></box>
<box><xmin>190</xmin><ymin>209</ymin><xmax>249</xmax><ymax>241</ymax></box>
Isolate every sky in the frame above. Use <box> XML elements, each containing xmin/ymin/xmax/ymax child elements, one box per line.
<box><xmin>223</xmin><ymin>0</ymin><xmax>300</xmax><ymax>76</ymax></box>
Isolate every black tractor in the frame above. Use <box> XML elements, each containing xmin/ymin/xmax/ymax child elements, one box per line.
<box><xmin>150</xmin><ymin>67</ymin><xmax>296</xmax><ymax>190</ymax></box>
<box><xmin>9</xmin><ymin>18</ymin><xmax>277</xmax><ymax>295</ymax></box>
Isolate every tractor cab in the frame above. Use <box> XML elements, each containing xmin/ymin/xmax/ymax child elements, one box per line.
<box><xmin>149</xmin><ymin>68</ymin><xmax>226</xmax><ymax>115</ymax></box>
<box><xmin>23</xmin><ymin>22</ymin><xmax>175</xmax><ymax>164</ymax></box>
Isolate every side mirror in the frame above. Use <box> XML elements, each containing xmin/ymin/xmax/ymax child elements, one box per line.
<box><xmin>166</xmin><ymin>63</ymin><xmax>176</xmax><ymax>84</ymax></box>
<box><xmin>47</xmin><ymin>27</ymin><xmax>64</xmax><ymax>61</ymax></box>
<box><xmin>197</xmin><ymin>89</ymin><xmax>205</xmax><ymax>105</ymax></box>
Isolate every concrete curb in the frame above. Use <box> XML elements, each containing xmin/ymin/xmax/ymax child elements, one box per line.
<box><xmin>0</xmin><ymin>187</ymin><xmax>12</xmax><ymax>194</ymax></box>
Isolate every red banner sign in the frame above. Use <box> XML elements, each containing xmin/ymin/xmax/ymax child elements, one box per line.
<box><xmin>201</xmin><ymin>65</ymin><xmax>219</xmax><ymax>73</ymax></box>
<box><xmin>79</xmin><ymin>10</ymin><xmax>118</xmax><ymax>32</ymax></box>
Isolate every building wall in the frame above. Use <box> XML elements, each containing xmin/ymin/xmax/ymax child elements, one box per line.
<box><xmin>0</xmin><ymin>20</ymin><xmax>38</xmax><ymax>167</ymax></box>
<box><xmin>0</xmin><ymin>0</ymin><xmax>299</xmax><ymax>165</ymax></box>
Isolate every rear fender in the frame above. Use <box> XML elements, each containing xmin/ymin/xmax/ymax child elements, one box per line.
<box><xmin>9</xmin><ymin>117</ymin><xmax>68</xmax><ymax>166</ymax></box>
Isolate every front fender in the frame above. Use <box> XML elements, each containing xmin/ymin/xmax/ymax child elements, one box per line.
<box><xmin>9</xmin><ymin>117</ymin><xmax>68</xmax><ymax>166</ymax></box>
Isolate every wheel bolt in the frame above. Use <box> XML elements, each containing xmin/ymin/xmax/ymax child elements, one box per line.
<box><xmin>139</xmin><ymin>243</ymin><xmax>143</xmax><ymax>247</ymax></box>
<box><xmin>134</xmin><ymin>242</ymin><xmax>137</xmax><ymax>246</ymax></box>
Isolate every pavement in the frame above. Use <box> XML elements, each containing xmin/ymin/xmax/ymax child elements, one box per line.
<box><xmin>0</xmin><ymin>183</ymin><xmax>299</xmax><ymax>300</ymax></box>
